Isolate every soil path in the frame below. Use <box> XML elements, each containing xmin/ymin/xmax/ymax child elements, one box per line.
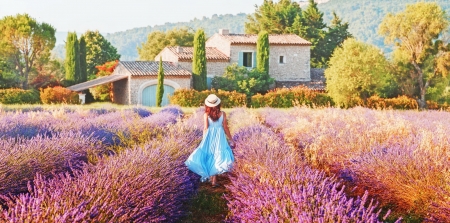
<box><xmin>180</xmin><ymin>174</ymin><xmax>232</xmax><ymax>223</ymax></box>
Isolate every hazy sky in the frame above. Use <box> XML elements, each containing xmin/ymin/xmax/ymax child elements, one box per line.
<box><xmin>0</xmin><ymin>0</ymin><xmax>263</xmax><ymax>33</ymax></box>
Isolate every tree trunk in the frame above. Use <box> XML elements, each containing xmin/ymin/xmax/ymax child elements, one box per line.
<box><xmin>412</xmin><ymin>61</ymin><xmax>427</xmax><ymax>109</ymax></box>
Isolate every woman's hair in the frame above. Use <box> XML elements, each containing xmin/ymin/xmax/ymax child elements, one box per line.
<box><xmin>205</xmin><ymin>104</ymin><xmax>221</xmax><ymax>121</ymax></box>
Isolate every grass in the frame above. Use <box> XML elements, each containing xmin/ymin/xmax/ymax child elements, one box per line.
<box><xmin>180</xmin><ymin>174</ymin><xmax>231</xmax><ymax>223</ymax></box>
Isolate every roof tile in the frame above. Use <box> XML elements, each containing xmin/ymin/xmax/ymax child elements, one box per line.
<box><xmin>166</xmin><ymin>47</ymin><xmax>229</xmax><ymax>62</ymax></box>
<box><xmin>120</xmin><ymin>61</ymin><xmax>192</xmax><ymax>76</ymax></box>
<box><xmin>219</xmin><ymin>34</ymin><xmax>311</xmax><ymax>45</ymax></box>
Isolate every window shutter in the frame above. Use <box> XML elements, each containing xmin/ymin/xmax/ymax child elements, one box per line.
<box><xmin>238</xmin><ymin>52</ymin><xmax>243</xmax><ymax>66</ymax></box>
<box><xmin>253</xmin><ymin>51</ymin><xmax>257</xmax><ymax>68</ymax></box>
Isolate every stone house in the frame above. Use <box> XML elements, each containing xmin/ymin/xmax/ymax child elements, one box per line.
<box><xmin>68</xmin><ymin>29</ymin><xmax>313</xmax><ymax>106</ymax></box>
<box><xmin>156</xmin><ymin>29</ymin><xmax>312</xmax><ymax>89</ymax></box>
<box><xmin>68</xmin><ymin>61</ymin><xmax>191</xmax><ymax>106</ymax></box>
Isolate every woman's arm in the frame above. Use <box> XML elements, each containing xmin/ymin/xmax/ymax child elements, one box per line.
<box><xmin>222</xmin><ymin>112</ymin><xmax>234</xmax><ymax>145</ymax></box>
<box><xmin>203</xmin><ymin>113</ymin><xmax>209</xmax><ymax>135</ymax></box>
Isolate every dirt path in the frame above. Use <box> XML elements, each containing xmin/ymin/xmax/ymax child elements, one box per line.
<box><xmin>180</xmin><ymin>174</ymin><xmax>231</xmax><ymax>223</ymax></box>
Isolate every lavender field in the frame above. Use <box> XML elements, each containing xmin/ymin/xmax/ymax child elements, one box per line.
<box><xmin>0</xmin><ymin>105</ymin><xmax>448</xmax><ymax>222</ymax></box>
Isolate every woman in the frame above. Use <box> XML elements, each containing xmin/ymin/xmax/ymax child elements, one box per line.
<box><xmin>185</xmin><ymin>94</ymin><xmax>235</xmax><ymax>187</ymax></box>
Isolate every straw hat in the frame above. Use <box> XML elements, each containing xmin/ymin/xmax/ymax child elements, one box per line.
<box><xmin>205</xmin><ymin>94</ymin><xmax>221</xmax><ymax>107</ymax></box>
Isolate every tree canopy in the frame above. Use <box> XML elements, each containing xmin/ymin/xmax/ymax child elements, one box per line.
<box><xmin>83</xmin><ymin>30</ymin><xmax>120</xmax><ymax>78</ymax></box>
<box><xmin>64</xmin><ymin>32</ymin><xmax>80</xmax><ymax>85</ymax></box>
<box><xmin>245</xmin><ymin>0</ymin><xmax>351</xmax><ymax>68</ymax></box>
<box><xmin>137</xmin><ymin>28</ymin><xmax>195</xmax><ymax>61</ymax></box>
<box><xmin>379</xmin><ymin>2</ymin><xmax>450</xmax><ymax>108</ymax></box>
<box><xmin>256</xmin><ymin>31</ymin><xmax>270</xmax><ymax>74</ymax></box>
<box><xmin>325</xmin><ymin>38</ymin><xmax>394</xmax><ymax>108</ymax></box>
<box><xmin>156</xmin><ymin>57</ymin><xmax>164</xmax><ymax>107</ymax></box>
<box><xmin>245</xmin><ymin>0</ymin><xmax>302</xmax><ymax>34</ymax></box>
<box><xmin>0</xmin><ymin>13</ymin><xmax>56</xmax><ymax>89</ymax></box>
<box><xmin>192</xmin><ymin>29</ymin><xmax>207</xmax><ymax>91</ymax></box>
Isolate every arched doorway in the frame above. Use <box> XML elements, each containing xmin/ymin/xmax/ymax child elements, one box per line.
<box><xmin>142</xmin><ymin>84</ymin><xmax>175</xmax><ymax>107</ymax></box>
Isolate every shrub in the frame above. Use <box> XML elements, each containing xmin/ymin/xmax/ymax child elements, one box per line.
<box><xmin>366</xmin><ymin>95</ymin><xmax>418</xmax><ymax>110</ymax></box>
<box><xmin>0</xmin><ymin>88</ymin><xmax>40</xmax><ymax>104</ymax></box>
<box><xmin>40</xmin><ymin>86</ymin><xmax>80</xmax><ymax>104</ymax></box>
<box><xmin>250</xmin><ymin>86</ymin><xmax>333</xmax><ymax>108</ymax></box>
<box><xmin>170</xmin><ymin>89</ymin><xmax>246</xmax><ymax>108</ymax></box>
<box><xmin>211</xmin><ymin>63</ymin><xmax>274</xmax><ymax>96</ymax></box>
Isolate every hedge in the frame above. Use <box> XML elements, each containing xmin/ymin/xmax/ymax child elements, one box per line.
<box><xmin>366</xmin><ymin>95</ymin><xmax>419</xmax><ymax>110</ymax></box>
<box><xmin>169</xmin><ymin>89</ymin><xmax>246</xmax><ymax>108</ymax></box>
<box><xmin>250</xmin><ymin>86</ymin><xmax>334</xmax><ymax>108</ymax></box>
<box><xmin>0</xmin><ymin>88</ymin><xmax>41</xmax><ymax>104</ymax></box>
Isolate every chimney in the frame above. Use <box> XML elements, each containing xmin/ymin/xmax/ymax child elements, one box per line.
<box><xmin>176</xmin><ymin>46</ymin><xmax>183</xmax><ymax>53</ymax></box>
<box><xmin>219</xmin><ymin>29</ymin><xmax>229</xmax><ymax>35</ymax></box>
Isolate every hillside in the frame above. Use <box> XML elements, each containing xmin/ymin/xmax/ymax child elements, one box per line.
<box><xmin>318</xmin><ymin>0</ymin><xmax>450</xmax><ymax>53</ymax></box>
<box><xmin>51</xmin><ymin>0</ymin><xmax>450</xmax><ymax>61</ymax></box>
<box><xmin>105</xmin><ymin>13</ymin><xmax>247</xmax><ymax>61</ymax></box>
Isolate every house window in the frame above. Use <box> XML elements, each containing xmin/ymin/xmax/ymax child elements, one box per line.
<box><xmin>243</xmin><ymin>52</ymin><xmax>253</xmax><ymax>68</ymax></box>
<box><xmin>279</xmin><ymin>56</ymin><xmax>285</xmax><ymax>64</ymax></box>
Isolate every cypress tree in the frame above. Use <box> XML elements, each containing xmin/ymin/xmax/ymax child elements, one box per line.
<box><xmin>79</xmin><ymin>35</ymin><xmax>88</xmax><ymax>83</ymax></box>
<box><xmin>156</xmin><ymin>56</ymin><xmax>164</xmax><ymax>107</ymax></box>
<box><xmin>257</xmin><ymin>31</ymin><xmax>270</xmax><ymax>74</ymax></box>
<box><xmin>192</xmin><ymin>29</ymin><xmax>207</xmax><ymax>91</ymax></box>
<box><xmin>64</xmin><ymin>32</ymin><xmax>80</xmax><ymax>85</ymax></box>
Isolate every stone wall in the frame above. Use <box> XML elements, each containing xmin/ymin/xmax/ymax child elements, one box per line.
<box><xmin>206</xmin><ymin>34</ymin><xmax>231</xmax><ymax>57</ymax></box>
<box><xmin>112</xmin><ymin>77</ymin><xmax>130</xmax><ymax>104</ymax></box>
<box><xmin>228</xmin><ymin>44</ymin><xmax>311</xmax><ymax>81</ymax></box>
<box><xmin>129</xmin><ymin>76</ymin><xmax>191</xmax><ymax>105</ymax></box>
<box><xmin>269</xmin><ymin>45</ymin><xmax>311</xmax><ymax>81</ymax></box>
<box><xmin>154</xmin><ymin>48</ymin><xmax>179</xmax><ymax>62</ymax></box>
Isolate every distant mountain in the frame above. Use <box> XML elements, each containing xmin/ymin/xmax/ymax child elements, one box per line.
<box><xmin>51</xmin><ymin>13</ymin><xmax>248</xmax><ymax>61</ymax></box>
<box><xmin>51</xmin><ymin>0</ymin><xmax>450</xmax><ymax>61</ymax></box>
<box><xmin>318</xmin><ymin>0</ymin><xmax>450</xmax><ymax>53</ymax></box>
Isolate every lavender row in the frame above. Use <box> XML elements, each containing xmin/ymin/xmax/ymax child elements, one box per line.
<box><xmin>0</xmin><ymin>132</ymin><xmax>106</xmax><ymax>197</ymax></box>
<box><xmin>0</xmin><ymin>115</ymin><xmax>202</xmax><ymax>222</ymax></box>
<box><xmin>225</xmin><ymin>116</ymin><xmax>396</xmax><ymax>222</ymax></box>
<box><xmin>259</xmin><ymin>106</ymin><xmax>450</xmax><ymax>221</ymax></box>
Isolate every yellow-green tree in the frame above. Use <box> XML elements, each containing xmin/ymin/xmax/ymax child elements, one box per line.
<box><xmin>325</xmin><ymin>38</ymin><xmax>394</xmax><ymax>108</ymax></box>
<box><xmin>379</xmin><ymin>2</ymin><xmax>450</xmax><ymax>108</ymax></box>
<box><xmin>138</xmin><ymin>28</ymin><xmax>195</xmax><ymax>61</ymax></box>
<box><xmin>0</xmin><ymin>14</ymin><xmax>56</xmax><ymax>89</ymax></box>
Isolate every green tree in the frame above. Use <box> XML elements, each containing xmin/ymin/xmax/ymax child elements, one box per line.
<box><xmin>257</xmin><ymin>31</ymin><xmax>270</xmax><ymax>74</ymax></box>
<box><xmin>84</xmin><ymin>30</ymin><xmax>120</xmax><ymax>78</ymax></box>
<box><xmin>325</xmin><ymin>38</ymin><xmax>394</xmax><ymax>108</ymax></box>
<box><xmin>64</xmin><ymin>32</ymin><xmax>80</xmax><ymax>85</ymax></box>
<box><xmin>138</xmin><ymin>28</ymin><xmax>195</xmax><ymax>61</ymax></box>
<box><xmin>379</xmin><ymin>2</ymin><xmax>450</xmax><ymax>108</ymax></box>
<box><xmin>319</xmin><ymin>11</ymin><xmax>353</xmax><ymax>67</ymax></box>
<box><xmin>79</xmin><ymin>35</ymin><xmax>87</xmax><ymax>83</ymax></box>
<box><xmin>245</xmin><ymin>0</ymin><xmax>302</xmax><ymax>34</ymax></box>
<box><xmin>301</xmin><ymin>0</ymin><xmax>327</xmax><ymax>68</ymax></box>
<box><xmin>0</xmin><ymin>13</ymin><xmax>56</xmax><ymax>89</ymax></box>
<box><xmin>212</xmin><ymin>63</ymin><xmax>274</xmax><ymax>96</ymax></box>
<box><xmin>156</xmin><ymin>57</ymin><xmax>164</xmax><ymax>107</ymax></box>
<box><xmin>0</xmin><ymin>57</ymin><xmax>19</xmax><ymax>88</ymax></box>
<box><xmin>192</xmin><ymin>29</ymin><xmax>207</xmax><ymax>91</ymax></box>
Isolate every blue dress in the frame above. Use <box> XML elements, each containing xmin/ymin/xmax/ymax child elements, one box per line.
<box><xmin>185</xmin><ymin>112</ymin><xmax>235</xmax><ymax>181</ymax></box>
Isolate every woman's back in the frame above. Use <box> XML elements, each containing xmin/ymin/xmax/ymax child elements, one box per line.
<box><xmin>208</xmin><ymin>112</ymin><xmax>223</xmax><ymax>128</ymax></box>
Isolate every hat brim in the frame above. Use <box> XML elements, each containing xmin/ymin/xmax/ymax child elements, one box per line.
<box><xmin>205</xmin><ymin>98</ymin><xmax>221</xmax><ymax>107</ymax></box>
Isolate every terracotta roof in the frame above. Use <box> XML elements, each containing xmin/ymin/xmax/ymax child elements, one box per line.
<box><xmin>166</xmin><ymin>47</ymin><xmax>229</xmax><ymax>62</ymax></box>
<box><xmin>67</xmin><ymin>61</ymin><xmax>191</xmax><ymax>92</ymax></box>
<box><xmin>120</xmin><ymin>61</ymin><xmax>192</xmax><ymax>76</ymax></box>
<box><xmin>218</xmin><ymin>34</ymin><xmax>311</xmax><ymax>45</ymax></box>
<box><xmin>67</xmin><ymin>74</ymin><xmax>128</xmax><ymax>92</ymax></box>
